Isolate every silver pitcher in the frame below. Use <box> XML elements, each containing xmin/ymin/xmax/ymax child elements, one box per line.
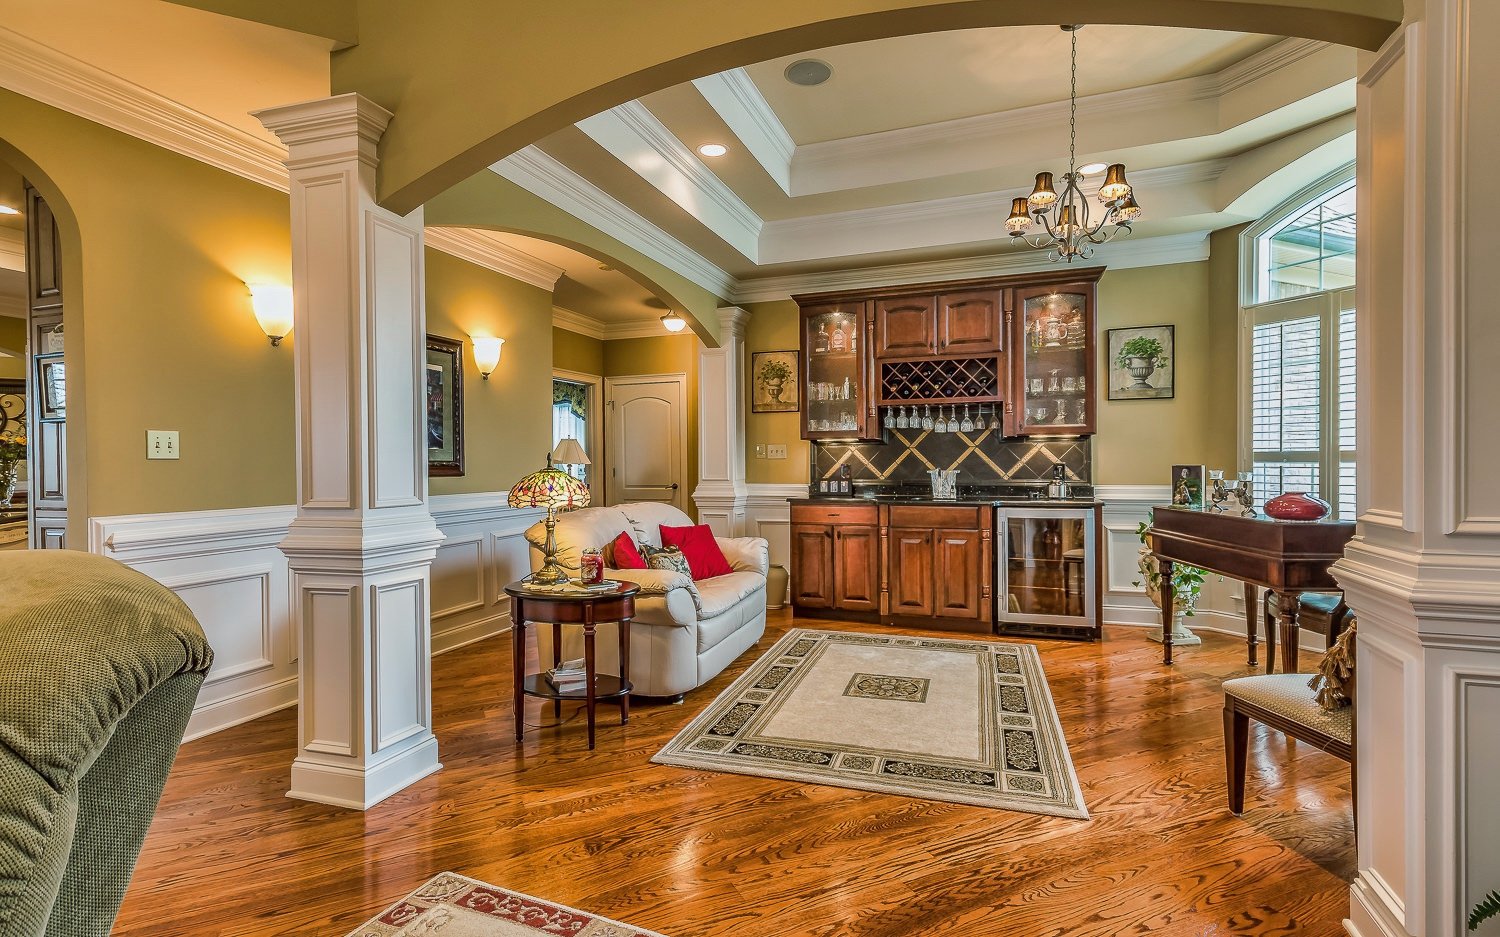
<box><xmin>928</xmin><ymin>468</ymin><xmax>959</xmax><ymax>501</ymax></box>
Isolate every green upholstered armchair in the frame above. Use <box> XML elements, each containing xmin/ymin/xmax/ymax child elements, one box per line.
<box><xmin>0</xmin><ymin>551</ymin><xmax>213</xmax><ymax>937</ymax></box>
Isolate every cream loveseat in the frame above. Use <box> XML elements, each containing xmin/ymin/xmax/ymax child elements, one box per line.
<box><xmin>523</xmin><ymin>501</ymin><xmax>768</xmax><ymax>698</ymax></box>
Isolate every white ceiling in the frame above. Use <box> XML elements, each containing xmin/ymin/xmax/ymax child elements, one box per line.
<box><xmin>746</xmin><ymin>26</ymin><xmax>1281</xmax><ymax>144</ymax></box>
<box><xmin>498</xmin><ymin>24</ymin><xmax>1357</xmax><ymax>317</ymax></box>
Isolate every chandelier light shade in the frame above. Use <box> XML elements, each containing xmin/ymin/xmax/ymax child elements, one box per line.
<box><xmin>508</xmin><ymin>454</ymin><xmax>591</xmax><ymax>584</ymax></box>
<box><xmin>1009</xmin><ymin>26</ymin><xmax>1141</xmax><ymax>262</ymax></box>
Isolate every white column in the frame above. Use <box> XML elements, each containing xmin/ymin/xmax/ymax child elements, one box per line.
<box><xmin>257</xmin><ymin>93</ymin><xmax>443</xmax><ymax>810</ymax></box>
<box><xmin>1337</xmin><ymin>4</ymin><xmax>1500</xmax><ymax>935</ymax></box>
<box><xmin>693</xmin><ymin>306</ymin><xmax>750</xmax><ymax>535</ymax></box>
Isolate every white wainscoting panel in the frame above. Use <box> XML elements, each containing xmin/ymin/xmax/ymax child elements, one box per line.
<box><xmin>745</xmin><ymin>483</ymin><xmax>806</xmax><ymax>605</ymax></box>
<box><xmin>89</xmin><ymin>495</ymin><xmax>545</xmax><ymax>741</ymax></box>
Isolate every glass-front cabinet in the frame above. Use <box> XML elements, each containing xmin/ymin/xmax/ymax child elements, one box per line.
<box><xmin>800</xmin><ymin>302</ymin><xmax>879</xmax><ymax>441</ymax></box>
<box><xmin>1011</xmin><ymin>284</ymin><xmax>1096</xmax><ymax>435</ymax></box>
<box><xmin>994</xmin><ymin>506</ymin><xmax>1099</xmax><ymax>640</ymax></box>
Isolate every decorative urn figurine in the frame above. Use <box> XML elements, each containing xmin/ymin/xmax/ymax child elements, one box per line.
<box><xmin>1264</xmin><ymin>491</ymin><xmax>1331</xmax><ymax>521</ymax></box>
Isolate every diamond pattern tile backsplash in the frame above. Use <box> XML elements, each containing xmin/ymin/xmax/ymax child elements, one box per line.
<box><xmin>813</xmin><ymin>429</ymin><xmax>1091</xmax><ymax>484</ymax></box>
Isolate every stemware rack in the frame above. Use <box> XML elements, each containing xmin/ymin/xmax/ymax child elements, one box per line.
<box><xmin>878</xmin><ymin>356</ymin><xmax>1001</xmax><ymax>404</ymax></box>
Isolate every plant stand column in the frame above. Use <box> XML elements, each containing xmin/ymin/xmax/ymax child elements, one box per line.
<box><xmin>257</xmin><ymin>94</ymin><xmax>443</xmax><ymax>810</ymax></box>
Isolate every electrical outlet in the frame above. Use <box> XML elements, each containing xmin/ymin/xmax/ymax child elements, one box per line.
<box><xmin>767</xmin><ymin>444</ymin><xmax>787</xmax><ymax>460</ymax></box>
<box><xmin>754</xmin><ymin>444</ymin><xmax>767</xmax><ymax>459</ymax></box>
<box><xmin>146</xmin><ymin>430</ymin><xmax>180</xmax><ymax>460</ymax></box>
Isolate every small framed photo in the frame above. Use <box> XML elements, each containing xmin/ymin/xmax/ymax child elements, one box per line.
<box><xmin>1171</xmin><ymin>464</ymin><xmax>1206</xmax><ymax>509</ymax></box>
<box><xmin>1107</xmin><ymin>325</ymin><xmax>1175</xmax><ymax>400</ymax></box>
<box><xmin>751</xmin><ymin>350</ymin><xmax>799</xmax><ymax>413</ymax></box>
<box><xmin>36</xmin><ymin>354</ymin><xmax>66</xmax><ymax>420</ymax></box>
<box><xmin>425</xmin><ymin>334</ymin><xmax>464</xmax><ymax>477</ymax></box>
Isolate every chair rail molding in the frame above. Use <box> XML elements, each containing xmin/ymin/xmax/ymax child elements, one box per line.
<box><xmin>89</xmin><ymin>495</ymin><xmax>545</xmax><ymax>744</ymax></box>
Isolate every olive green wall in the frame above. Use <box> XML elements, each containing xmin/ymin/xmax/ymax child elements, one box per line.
<box><xmin>603</xmin><ymin>334</ymin><xmax>699</xmax><ymax>514</ymax></box>
<box><xmin>1094</xmin><ymin>260</ymin><xmax>1236</xmax><ymax>484</ymax></box>
<box><xmin>425</xmin><ymin>248</ymin><xmax>554</xmax><ymax>495</ymax></box>
<box><xmin>740</xmin><ymin>257</ymin><xmax>1242</xmax><ymax>488</ymax></box>
<box><xmin>0</xmin><ymin>318</ymin><xmax>24</xmax><ymax>380</ymax></box>
<box><xmin>552</xmin><ymin>326</ymin><xmax>604</xmax><ymax>376</ymax></box>
<box><xmin>0</xmin><ymin>85</ymin><xmax>296</xmax><ymax>530</ymax></box>
<box><xmin>744</xmin><ymin>299</ymin><xmax>809</xmax><ymax>485</ymax></box>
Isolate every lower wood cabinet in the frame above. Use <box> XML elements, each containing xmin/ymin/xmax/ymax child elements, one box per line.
<box><xmin>791</xmin><ymin>500</ymin><xmax>991</xmax><ymax>633</ymax></box>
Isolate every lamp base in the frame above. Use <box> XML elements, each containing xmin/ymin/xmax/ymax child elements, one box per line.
<box><xmin>525</xmin><ymin>508</ymin><xmax>571</xmax><ymax>585</ymax></box>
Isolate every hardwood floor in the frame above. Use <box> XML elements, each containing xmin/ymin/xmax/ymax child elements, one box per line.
<box><xmin>114</xmin><ymin>614</ymin><xmax>1354</xmax><ymax>936</ymax></box>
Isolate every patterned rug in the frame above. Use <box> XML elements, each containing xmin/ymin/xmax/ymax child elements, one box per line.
<box><xmin>653</xmin><ymin>628</ymin><xmax>1088</xmax><ymax>818</ymax></box>
<box><xmin>348</xmin><ymin>873</ymin><xmax>666</xmax><ymax>936</ymax></box>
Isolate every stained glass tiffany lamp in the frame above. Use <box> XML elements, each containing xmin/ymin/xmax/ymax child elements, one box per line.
<box><xmin>508</xmin><ymin>452</ymin><xmax>591</xmax><ymax>584</ymax></box>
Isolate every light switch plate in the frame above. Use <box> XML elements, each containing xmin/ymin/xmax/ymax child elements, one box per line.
<box><xmin>754</xmin><ymin>444</ymin><xmax>767</xmax><ymax>459</ymax></box>
<box><xmin>768</xmin><ymin>444</ymin><xmax>787</xmax><ymax>460</ymax></box>
<box><xmin>147</xmin><ymin>430</ymin><xmax>180</xmax><ymax>460</ymax></box>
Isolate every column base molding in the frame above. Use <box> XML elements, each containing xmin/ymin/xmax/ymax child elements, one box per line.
<box><xmin>288</xmin><ymin>733</ymin><xmax>441</xmax><ymax>810</ymax></box>
<box><xmin>1346</xmin><ymin>871</ymin><xmax>1413</xmax><ymax>937</ymax></box>
<box><xmin>694</xmin><ymin>482</ymin><xmax>748</xmax><ymax>537</ymax></box>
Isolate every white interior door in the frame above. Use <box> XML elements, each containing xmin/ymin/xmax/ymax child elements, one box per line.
<box><xmin>606</xmin><ymin>376</ymin><xmax>685</xmax><ymax>509</ymax></box>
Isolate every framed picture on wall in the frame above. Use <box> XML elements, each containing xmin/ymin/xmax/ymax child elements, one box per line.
<box><xmin>751</xmin><ymin>350</ymin><xmax>799</xmax><ymax>413</ymax></box>
<box><xmin>35</xmin><ymin>354</ymin><xmax>66</xmax><ymax>420</ymax></box>
<box><xmin>1106</xmin><ymin>324</ymin><xmax>1175</xmax><ymax>400</ymax></box>
<box><xmin>425</xmin><ymin>334</ymin><xmax>464</xmax><ymax>477</ymax></box>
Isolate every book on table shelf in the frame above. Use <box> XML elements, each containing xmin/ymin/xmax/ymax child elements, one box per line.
<box><xmin>545</xmin><ymin>658</ymin><xmax>590</xmax><ymax>693</ymax></box>
<box><xmin>520</xmin><ymin>578</ymin><xmax>618</xmax><ymax>595</ymax></box>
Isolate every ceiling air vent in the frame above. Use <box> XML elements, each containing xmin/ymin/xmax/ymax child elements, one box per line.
<box><xmin>784</xmin><ymin>59</ymin><xmax>833</xmax><ymax>86</ymax></box>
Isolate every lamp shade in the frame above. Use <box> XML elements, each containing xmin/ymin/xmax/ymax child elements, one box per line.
<box><xmin>472</xmin><ymin>335</ymin><xmax>504</xmax><ymax>379</ymax></box>
<box><xmin>248</xmin><ymin>283</ymin><xmax>293</xmax><ymax>345</ymax></box>
<box><xmin>550</xmin><ymin>437</ymin><xmax>591</xmax><ymax>466</ymax></box>
<box><xmin>508</xmin><ymin>462</ymin><xmax>590</xmax><ymax>511</ymax></box>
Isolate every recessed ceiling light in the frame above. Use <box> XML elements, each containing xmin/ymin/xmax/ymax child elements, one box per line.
<box><xmin>1079</xmin><ymin>162</ymin><xmax>1109</xmax><ymax>176</ymax></box>
<box><xmin>697</xmin><ymin>143</ymin><xmax>728</xmax><ymax>158</ymax></box>
<box><xmin>0</xmin><ymin>206</ymin><xmax>19</xmax><ymax>215</ymax></box>
<box><xmin>785</xmin><ymin>59</ymin><xmax>833</xmax><ymax>86</ymax></box>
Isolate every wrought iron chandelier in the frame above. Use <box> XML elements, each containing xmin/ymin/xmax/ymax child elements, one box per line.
<box><xmin>1007</xmin><ymin>25</ymin><xmax>1140</xmax><ymax>262</ymax></box>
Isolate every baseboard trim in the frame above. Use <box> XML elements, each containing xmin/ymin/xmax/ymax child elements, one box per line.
<box><xmin>183</xmin><ymin>675</ymin><xmax>298</xmax><ymax>742</ymax></box>
<box><xmin>1105</xmin><ymin>607</ymin><xmax>1330</xmax><ymax>653</ymax></box>
<box><xmin>1347</xmin><ymin>872</ymin><xmax>1412</xmax><ymax>937</ymax></box>
<box><xmin>433</xmin><ymin>609</ymin><xmax>512</xmax><ymax>657</ymax></box>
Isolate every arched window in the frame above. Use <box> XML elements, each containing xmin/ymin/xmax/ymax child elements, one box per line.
<box><xmin>1240</xmin><ymin>165</ymin><xmax>1357</xmax><ymax>520</ymax></box>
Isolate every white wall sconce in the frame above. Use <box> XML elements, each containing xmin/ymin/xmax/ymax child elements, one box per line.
<box><xmin>660</xmin><ymin>310</ymin><xmax>687</xmax><ymax>333</ymax></box>
<box><xmin>472</xmin><ymin>335</ymin><xmax>504</xmax><ymax>379</ymax></box>
<box><xmin>247</xmin><ymin>283</ymin><xmax>293</xmax><ymax>346</ymax></box>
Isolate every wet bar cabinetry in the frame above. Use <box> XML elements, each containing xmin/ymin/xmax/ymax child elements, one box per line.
<box><xmin>791</xmin><ymin>500</ymin><xmax>992</xmax><ymax>634</ymax></box>
<box><xmin>795</xmin><ymin>269</ymin><xmax>1101</xmax><ymax>440</ymax></box>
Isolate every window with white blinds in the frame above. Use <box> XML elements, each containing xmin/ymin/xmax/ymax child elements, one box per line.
<box><xmin>1242</xmin><ymin>167</ymin><xmax>1357</xmax><ymax>520</ymax></box>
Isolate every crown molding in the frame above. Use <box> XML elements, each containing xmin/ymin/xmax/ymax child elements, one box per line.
<box><xmin>691</xmin><ymin>69</ymin><xmax>795</xmax><ymax>194</ymax></box>
<box><xmin>1216</xmin><ymin>37</ymin><xmax>1329</xmax><ymax>95</ymax></box>
<box><xmin>0</xmin><ymin>229</ymin><xmax>23</xmax><ymax>273</ymax></box>
<box><xmin>552</xmin><ymin>306</ymin><xmax>607</xmax><ymax>340</ymax></box>
<box><xmin>577</xmin><ymin>101</ymin><xmax>763</xmax><ymax>262</ymax></box>
<box><xmin>603</xmin><ymin>319</ymin><xmax>682</xmax><ymax>341</ymax></box>
<box><xmin>730</xmin><ymin>231</ymin><xmax>1210</xmax><ymax>304</ymax></box>
<box><xmin>0</xmin><ymin>25</ymin><xmax>290</xmax><ymax>192</ymax></box>
<box><xmin>424</xmin><ymin>227</ymin><xmax>565</xmax><ymax>291</ymax></box>
<box><xmin>491</xmin><ymin>147</ymin><xmax>736</xmax><ymax>300</ymax></box>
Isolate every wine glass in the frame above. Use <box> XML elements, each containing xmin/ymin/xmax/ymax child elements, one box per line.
<box><xmin>973</xmin><ymin>405</ymin><xmax>987</xmax><ymax>431</ymax></box>
<box><xmin>895</xmin><ymin>406</ymin><xmax>908</xmax><ymax>429</ymax></box>
<box><xmin>883</xmin><ymin>407</ymin><xmax>895</xmax><ymax>429</ymax></box>
<box><xmin>934</xmin><ymin>407</ymin><xmax>948</xmax><ymax>433</ymax></box>
<box><xmin>921</xmin><ymin>405</ymin><xmax>934</xmax><ymax>432</ymax></box>
<box><xmin>960</xmin><ymin>405</ymin><xmax>974</xmax><ymax>433</ymax></box>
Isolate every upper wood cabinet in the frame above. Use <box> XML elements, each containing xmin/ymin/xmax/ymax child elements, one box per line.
<box><xmin>800</xmin><ymin>301</ymin><xmax>879</xmax><ymax>441</ymax></box>
<box><xmin>874</xmin><ymin>295</ymin><xmax>936</xmax><ymax>358</ymax></box>
<box><xmin>1007</xmin><ymin>282</ymin><xmax>1098</xmax><ymax>436</ymax></box>
<box><xmin>873</xmin><ymin>289</ymin><xmax>1002</xmax><ymax>359</ymax></box>
<box><xmin>938</xmin><ymin>290</ymin><xmax>1003</xmax><ymax>356</ymax></box>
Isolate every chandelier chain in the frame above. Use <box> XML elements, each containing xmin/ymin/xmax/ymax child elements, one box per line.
<box><xmin>1068</xmin><ymin>28</ymin><xmax>1078</xmax><ymax>176</ymax></box>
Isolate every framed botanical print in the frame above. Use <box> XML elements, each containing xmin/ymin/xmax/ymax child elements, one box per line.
<box><xmin>751</xmin><ymin>350</ymin><xmax>799</xmax><ymax>413</ymax></box>
<box><xmin>1107</xmin><ymin>324</ymin><xmax>1175</xmax><ymax>400</ymax></box>
<box><xmin>425</xmin><ymin>334</ymin><xmax>464</xmax><ymax>477</ymax></box>
<box><xmin>35</xmin><ymin>354</ymin><xmax>66</xmax><ymax>420</ymax></box>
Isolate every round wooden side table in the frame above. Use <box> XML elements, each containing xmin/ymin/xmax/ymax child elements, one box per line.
<box><xmin>504</xmin><ymin>580</ymin><xmax>639</xmax><ymax>749</ymax></box>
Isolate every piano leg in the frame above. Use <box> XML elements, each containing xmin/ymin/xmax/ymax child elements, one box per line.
<box><xmin>1160</xmin><ymin>558</ymin><xmax>1175</xmax><ymax>666</ymax></box>
<box><xmin>1244</xmin><ymin>581</ymin><xmax>1258</xmax><ymax>668</ymax></box>
<box><xmin>1277</xmin><ymin>591</ymin><xmax>1301</xmax><ymax>674</ymax></box>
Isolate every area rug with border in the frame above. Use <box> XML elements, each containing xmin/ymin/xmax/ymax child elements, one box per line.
<box><xmin>652</xmin><ymin>628</ymin><xmax>1088</xmax><ymax>818</ymax></box>
<box><xmin>347</xmin><ymin>872</ymin><xmax>667</xmax><ymax>936</ymax></box>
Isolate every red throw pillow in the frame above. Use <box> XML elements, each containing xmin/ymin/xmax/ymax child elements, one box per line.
<box><xmin>608</xmin><ymin>531</ymin><xmax>647</xmax><ymax>570</ymax></box>
<box><xmin>659</xmin><ymin>524</ymin><xmax>734</xmax><ymax>580</ymax></box>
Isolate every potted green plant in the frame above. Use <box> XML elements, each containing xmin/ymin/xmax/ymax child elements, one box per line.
<box><xmin>1135</xmin><ymin>513</ymin><xmax>1206</xmax><ymax>645</ymax></box>
<box><xmin>1472</xmin><ymin>890</ymin><xmax>1500</xmax><ymax>931</ymax></box>
<box><xmin>0</xmin><ymin>429</ymin><xmax>25</xmax><ymax>509</ymax></box>
<box><xmin>758</xmin><ymin>357</ymin><xmax>793</xmax><ymax>404</ymax></box>
<box><xmin>1116</xmin><ymin>336</ymin><xmax>1166</xmax><ymax>390</ymax></box>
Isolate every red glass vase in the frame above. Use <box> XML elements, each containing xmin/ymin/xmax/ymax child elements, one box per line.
<box><xmin>1264</xmin><ymin>491</ymin><xmax>1331</xmax><ymax>521</ymax></box>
